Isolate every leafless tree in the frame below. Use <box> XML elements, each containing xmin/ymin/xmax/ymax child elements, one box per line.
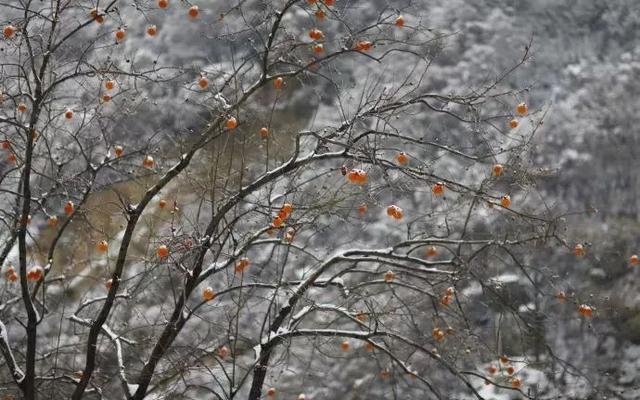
<box><xmin>0</xmin><ymin>1</ymin><xmax>587</xmax><ymax>399</ymax></box>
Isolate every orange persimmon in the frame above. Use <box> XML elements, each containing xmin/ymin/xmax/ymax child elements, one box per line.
<box><xmin>396</xmin><ymin>152</ymin><xmax>409</xmax><ymax>165</ymax></box>
<box><xmin>500</xmin><ymin>195</ymin><xmax>511</xmax><ymax>208</ymax></box>
<box><xmin>157</xmin><ymin>245</ymin><xmax>169</xmax><ymax>259</ymax></box>
<box><xmin>516</xmin><ymin>102</ymin><xmax>528</xmax><ymax>115</ymax></box>
<box><xmin>64</xmin><ymin>201</ymin><xmax>74</xmax><ymax>216</ymax></box>
<box><xmin>432</xmin><ymin>182</ymin><xmax>445</xmax><ymax>196</ymax></box>
<box><xmin>492</xmin><ymin>164</ymin><xmax>504</xmax><ymax>176</ymax></box>
<box><xmin>97</xmin><ymin>240</ymin><xmax>109</xmax><ymax>253</ymax></box>
<box><xmin>203</xmin><ymin>286</ymin><xmax>216</xmax><ymax>301</ymax></box>
<box><xmin>386</xmin><ymin>205</ymin><xmax>403</xmax><ymax>220</ymax></box>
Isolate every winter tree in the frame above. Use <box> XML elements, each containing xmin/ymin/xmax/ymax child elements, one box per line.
<box><xmin>0</xmin><ymin>1</ymin><xmax>608</xmax><ymax>399</ymax></box>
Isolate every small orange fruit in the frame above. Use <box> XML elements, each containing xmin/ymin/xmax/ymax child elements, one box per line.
<box><xmin>492</xmin><ymin>164</ymin><xmax>504</xmax><ymax>176</ymax></box>
<box><xmin>115</xmin><ymin>28</ymin><xmax>126</xmax><ymax>42</ymax></box>
<box><xmin>440</xmin><ymin>295</ymin><xmax>452</xmax><ymax>306</ymax></box>
<box><xmin>64</xmin><ymin>201</ymin><xmax>74</xmax><ymax>216</ymax></box>
<box><xmin>426</xmin><ymin>246</ymin><xmax>437</xmax><ymax>257</ymax></box>
<box><xmin>386</xmin><ymin>205</ymin><xmax>403</xmax><ymax>220</ymax></box>
<box><xmin>17</xmin><ymin>103</ymin><xmax>27</xmax><ymax>113</ymax></box>
<box><xmin>188</xmin><ymin>5</ymin><xmax>199</xmax><ymax>19</ymax></box>
<box><xmin>114</xmin><ymin>145</ymin><xmax>124</xmax><ymax>157</ymax></box>
<box><xmin>102</xmin><ymin>94</ymin><xmax>112</xmax><ymax>102</ymax></box>
<box><xmin>267</xmin><ymin>388</ymin><xmax>276</xmax><ymax>398</ymax></box>
<box><xmin>106</xmin><ymin>279</ymin><xmax>113</xmax><ymax>290</ymax></box>
<box><xmin>158</xmin><ymin>199</ymin><xmax>167</xmax><ymax>209</ymax></box>
<box><xmin>511</xmin><ymin>377</ymin><xmax>522</xmax><ymax>389</ymax></box>
<box><xmin>432</xmin><ymin>182</ymin><xmax>445</xmax><ymax>196</ymax></box>
<box><xmin>506</xmin><ymin>366</ymin><xmax>515</xmax><ymax>375</ymax></box>
<box><xmin>445</xmin><ymin>286</ymin><xmax>455</xmax><ymax>296</ymax></box>
<box><xmin>509</xmin><ymin>118</ymin><xmax>519</xmax><ymax>129</ymax></box>
<box><xmin>5</xmin><ymin>266</ymin><xmax>15</xmax><ymax>277</ymax></box>
<box><xmin>97</xmin><ymin>240</ymin><xmax>109</xmax><ymax>253</ymax></box>
<box><xmin>312</xmin><ymin>43</ymin><xmax>324</xmax><ymax>54</ymax></box>
<box><xmin>487</xmin><ymin>365</ymin><xmax>497</xmax><ymax>375</ymax></box>
<box><xmin>7</xmin><ymin>153</ymin><xmax>17</xmax><ymax>164</ymax></box>
<box><xmin>272</xmin><ymin>216</ymin><xmax>283</xmax><ymax>228</ymax></box>
<box><xmin>235</xmin><ymin>257</ymin><xmax>250</xmax><ymax>274</ymax></box>
<box><xmin>147</xmin><ymin>25</ymin><xmax>157</xmax><ymax>37</ymax></box>
<box><xmin>157</xmin><ymin>244</ymin><xmax>169</xmax><ymax>259</ymax></box>
<box><xmin>516</xmin><ymin>102</ymin><xmax>528</xmax><ymax>115</ymax></box>
<box><xmin>104</xmin><ymin>80</ymin><xmax>115</xmax><ymax>90</ymax></box>
<box><xmin>358</xmin><ymin>203</ymin><xmax>367</xmax><ymax>216</ymax></box>
<box><xmin>143</xmin><ymin>155</ymin><xmax>155</xmax><ymax>169</ymax></box>
<box><xmin>384</xmin><ymin>270</ymin><xmax>395</xmax><ymax>282</ymax></box>
<box><xmin>395</xmin><ymin>15</ymin><xmax>405</xmax><ymax>27</ymax></box>
<box><xmin>365</xmin><ymin>342</ymin><xmax>375</xmax><ymax>352</ymax></box>
<box><xmin>355</xmin><ymin>312</ymin><xmax>366</xmax><ymax>322</ymax></box>
<box><xmin>7</xmin><ymin>271</ymin><xmax>18</xmax><ymax>282</ymax></box>
<box><xmin>578</xmin><ymin>304</ymin><xmax>593</xmax><ymax>318</ymax></box>
<box><xmin>158</xmin><ymin>0</ymin><xmax>169</xmax><ymax>8</ymax></box>
<box><xmin>324</xmin><ymin>0</ymin><xmax>334</xmax><ymax>6</ymax></box>
<box><xmin>281</xmin><ymin>203</ymin><xmax>293</xmax><ymax>216</ymax></box>
<box><xmin>630</xmin><ymin>254</ymin><xmax>639</xmax><ymax>266</ymax></box>
<box><xmin>198</xmin><ymin>76</ymin><xmax>209</xmax><ymax>89</ymax></box>
<box><xmin>259</xmin><ymin>127</ymin><xmax>269</xmax><ymax>138</ymax></box>
<box><xmin>354</xmin><ymin>41</ymin><xmax>372</xmax><ymax>51</ymax></box>
<box><xmin>48</xmin><ymin>216</ymin><xmax>58</xmax><ymax>227</ymax></box>
<box><xmin>432</xmin><ymin>328</ymin><xmax>445</xmax><ymax>342</ymax></box>
<box><xmin>309</xmin><ymin>28</ymin><xmax>324</xmax><ymax>40</ymax></box>
<box><xmin>274</xmin><ymin>76</ymin><xmax>284</xmax><ymax>89</ymax></box>
<box><xmin>555</xmin><ymin>291</ymin><xmax>567</xmax><ymax>302</ymax></box>
<box><xmin>3</xmin><ymin>25</ymin><xmax>16</xmax><ymax>39</ymax></box>
<box><xmin>340</xmin><ymin>340</ymin><xmax>350</xmax><ymax>351</ymax></box>
<box><xmin>27</xmin><ymin>266</ymin><xmax>43</xmax><ymax>281</ymax></box>
<box><xmin>1</xmin><ymin>140</ymin><xmax>10</xmax><ymax>149</ymax></box>
<box><xmin>315</xmin><ymin>9</ymin><xmax>326</xmax><ymax>20</ymax></box>
<box><xmin>395</xmin><ymin>152</ymin><xmax>409</xmax><ymax>165</ymax></box>
<box><xmin>500</xmin><ymin>355</ymin><xmax>509</xmax><ymax>364</ymax></box>
<box><xmin>203</xmin><ymin>286</ymin><xmax>216</xmax><ymax>301</ymax></box>
<box><xmin>500</xmin><ymin>195</ymin><xmax>511</xmax><ymax>208</ymax></box>
<box><xmin>217</xmin><ymin>345</ymin><xmax>229</xmax><ymax>359</ymax></box>
<box><xmin>346</xmin><ymin>168</ymin><xmax>367</xmax><ymax>185</ymax></box>
<box><xmin>226</xmin><ymin>116</ymin><xmax>238</xmax><ymax>129</ymax></box>
<box><xmin>573</xmin><ymin>243</ymin><xmax>586</xmax><ymax>257</ymax></box>
<box><xmin>64</xmin><ymin>109</ymin><xmax>74</xmax><ymax>119</ymax></box>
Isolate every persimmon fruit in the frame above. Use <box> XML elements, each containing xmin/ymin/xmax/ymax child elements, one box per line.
<box><xmin>500</xmin><ymin>195</ymin><xmax>511</xmax><ymax>208</ymax></box>
<box><xmin>115</xmin><ymin>29</ymin><xmax>126</xmax><ymax>42</ymax></box>
<box><xmin>97</xmin><ymin>240</ymin><xmax>109</xmax><ymax>253</ymax></box>
<box><xmin>574</xmin><ymin>243</ymin><xmax>586</xmax><ymax>257</ymax></box>
<box><xmin>203</xmin><ymin>286</ymin><xmax>215</xmax><ymax>301</ymax></box>
<box><xmin>226</xmin><ymin>116</ymin><xmax>237</xmax><ymax>129</ymax></box>
<box><xmin>64</xmin><ymin>201</ymin><xmax>74</xmax><ymax>216</ymax></box>
<box><xmin>188</xmin><ymin>5</ymin><xmax>199</xmax><ymax>19</ymax></box>
<box><xmin>3</xmin><ymin>25</ymin><xmax>16</xmax><ymax>39</ymax></box>
<box><xmin>492</xmin><ymin>164</ymin><xmax>504</xmax><ymax>176</ymax></box>
<box><xmin>432</xmin><ymin>182</ymin><xmax>445</xmax><ymax>196</ymax></box>
<box><xmin>396</xmin><ymin>152</ymin><xmax>409</xmax><ymax>165</ymax></box>
<box><xmin>516</xmin><ymin>102</ymin><xmax>528</xmax><ymax>115</ymax></box>
<box><xmin>157</xmin><ymin>244</ymin><xmax>169</xmax><ymax>259</ymax></box>
<box><xmin>386</xmin><ymin>205</ymin><xmax>403</xmax><ymax>220</ymax></box>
